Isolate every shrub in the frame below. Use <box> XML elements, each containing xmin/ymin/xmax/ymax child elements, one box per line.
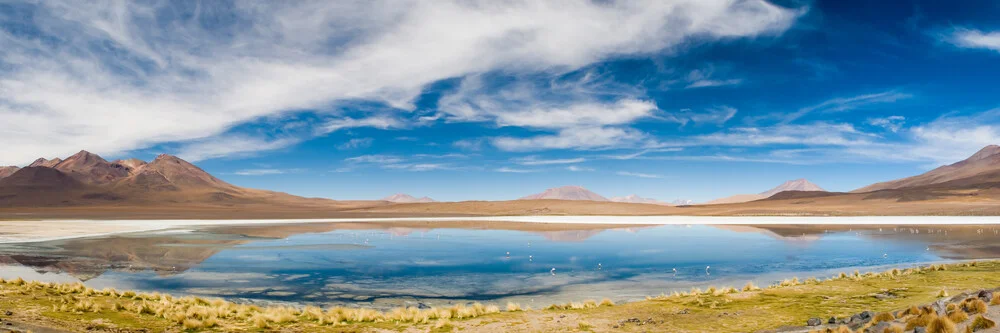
<box><xmin>947</xmin><ymin>310</ymin><xmax>968</xmax><ymax>323</ymax></box>
<box><xmin>599</xmin><ymin>298</ymin><xmax>615</xmax><ymax>307</ymax></box>
<box><xmin>743</xmin><ymin>282</ymin><xmax>759</xmax><ymax>292</ymax></box>
<box><xmin>906</xmin><ymin>313</ymin><xmax>938</xmax><ymax>330</ymax></box>
<box><xmin>506</xmin><ymin>302</ymin><xmax>522</xmax><ymax>312</ymax></box>
<box><xmin>874</xmin><ymin>312</ymin><xmax>895</xmax><ymax>323</ymax></box>
<box><xmin>992</xmin><ymin>294</ymin><xmax>1000</xmax><ymax>306</ymax></box>
<box><xmin>963</xmin><ymin>298</ymin><xmax>988</xmax><ymax>314</ymax></box>
<box><xmin>883</xmin><ymin>324</ymin><xmax>904</xmax><ymax>333</ymax></box>
<box><xmin>927</xmin><ymin>316</ymin><xmax>957</xmax><ymax>333</ymax></box>
<box><xmin>969</xmin><ymin>315</ymin><xmax>996</xmax><ymax>331</ymax></box>
<box><xmin>938</xmin><ymin>289</ymin><xmax>950</xmax><ymax>297</ymax></box>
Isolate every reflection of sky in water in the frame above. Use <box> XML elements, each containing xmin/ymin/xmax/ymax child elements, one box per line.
<box><xmin>0</xmin><ymin>225</ymin><xmax>955</xmax><ymax>307</ymax></box>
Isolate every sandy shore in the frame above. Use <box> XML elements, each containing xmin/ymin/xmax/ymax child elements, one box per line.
<box><xmin>1</xmin><ymin>215</ymin><xmax>998</xmax><ymax>244</ymax></box>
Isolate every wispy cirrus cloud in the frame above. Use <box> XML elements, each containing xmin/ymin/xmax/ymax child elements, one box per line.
<box><xmin>684</xmin><ymin>67</ymin><xmax>743</xmax><ymax>89</ymax></box>
<box><xmin>867</xmin><ymin>116</ymin><xmax>906</xmax><ymax>132</ymax></box>
<box><xmin>173</xmin><ymin>136</ymin><xmax>300</xmax><ymax>162</ymax></box>
<box><xmin>338</xmin><ymin>138</ymin><xmax>374</xmax><ymax>150</ymax></box>
<box><xmin>782</xmin><ymin>91</ymin><xmax>912</xmax><ymax>123</ymax></box>
<box><xmin>513</xmin><ymin>156</ymin><xmax>586</xmax><ymax>165</ymax></box>
<box><xmin>0</xmin><ymin>0</ymin><xmax>805</xmax><ymax>165</ymax></box>
<box><xmin>494</xmin><ymin>167</ymin><xmax>538</xmax><ymax>173</ymax></box>
<box><xmin>949</xmin><ymin>28</ymin><xmax>1000</xmax><ymax>52</ymax></box>
<box><xmin>616</xmin><ymin>171</ymin><xmax>664</xmax><ymax>178</ymax></box>
<box><xmin>344</xmin><ymin>154</ymin><xmax>466</xmax><ymax>172</ymax></box>
<box><xmin>566</xmin><ymin>165</ymin><xmax>595</xmax><ymax>172</ymax></box>
<box><xmin>663</xmin><ymin>106</ymin><xmax>738</xmax><ymax>126</ymax></box>
<box><xmin>231</xmin><ymin>168</ymin><xmax>306</xmax><ymax>176</ymax></box>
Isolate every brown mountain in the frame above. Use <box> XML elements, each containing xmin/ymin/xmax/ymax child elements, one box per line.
<box><xmin>381</xmin><ymin>193</ymin><xmax>436</xmax><ymax>203</ymax></box>
<box><xmin>705</xmin><ymin>179</ymin><xmax>826</xmax><ymax>204</ymax></box>
<box><xmin>52</xmin><ymin>150</ymin><xmax>131</xmax><ymax>185</ymax></box>
<box><xmin>28</xmin><ymin>158</ymin><xmax>63</xmax><ymax>168</ymax></box>
<box><xmin>0</xmin><ymin>150</ymin><xmax>343</xmax><ymax>208</ymax></box>
<box><xmin>0</xmin><ymin>166</ymin><xmax>19</xmax><ymax>180</ymax></box>
<box><xmin>520</xmin><ymin>185</ymin><xmax>609</xmax><ymax>201</ymax></box>
<box><xmin>854</xmin><ymin>145</ymin><xmax>1000</xmax><ymax>193</ymax></box>
<box><xmin>609</xmin><ymin>194</ymin><xmax>672</xmax><ymax>206</ymax></box>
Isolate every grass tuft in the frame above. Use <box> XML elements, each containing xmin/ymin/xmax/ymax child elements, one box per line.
<box><xmin>874</xmin><ymin>312</ymin><xmax>895</xmax><ymax>323</ymax></box>
<box><xmin>947</xmin><ymin>309</ymin><xmax>968</xmax><ymax>323</ymax></box>
<box><xmin>970</xmin><ymin>315</ymin><xmax>996</xmax><ymax>331</ymax></box>
<box><xmin>884</xmin><ymin>324</ymin><xmax>905</xmax><ymax>333</ymax></box>
<box><xmin>962</xmin><ymin>298</ymin><xmax>988</xmax><ymax>314</ymax></box>
<box><xmin>506</xmin><ymin>302</ymin><xmax>522</xmax><ymax>312</ymax></box>
<box><xmin>906</xmin><ymin>312</ymin><xmax>938</xmax><ymax>330</ymax></box>
<box><xmin>927</xmin><ymin>316</ymin><xmax>957</xmax><ymax>333</ymax></box>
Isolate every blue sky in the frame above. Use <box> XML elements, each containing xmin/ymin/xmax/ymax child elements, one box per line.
<box><xmin>2</xmin><ymin>0</ymin><xmax>1000</xmax><ymax>202</ymax></box>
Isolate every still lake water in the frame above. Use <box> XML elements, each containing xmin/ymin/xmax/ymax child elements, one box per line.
<box><xmin>0</xmin><ymin>222</ymin><xmax>997</xmax><ymax>308</ymax></box>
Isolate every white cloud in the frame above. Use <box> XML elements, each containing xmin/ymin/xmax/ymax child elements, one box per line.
<box><xmin>338</xmin><ymin>138</ymin><xmax>374</xmax><ymax>150</ymax></box>
<box><xmin>690</xmin><ymin>123</ymin><xmax>877</xmax><ymax>147</ymax></box>
<box><xmin>867</xmin><ymin>116</ymin><xmax>905</xmax><ymax>132</ymax></box>
<box><xmin>664</xmin><ymin>106</ymin><xmax>738</xmax><ymax>126</ymax></box>
<box><xmin>383</xmin><ymin>163</ymin><xmax>452</xmax><ymax>172</ymax></box>
<box><xmin>684</xmin><ymin>67</ymin><xmax>743</xmax><ymax>89</ymax></box>
<box><xmin>492</xmin><ymin>127</ymin><xmax>648</xmax><ymax>151</ymax></box>
<box><xmin>453</xmin><ymin>139</ymin><xmax>486</xmax><ymax>151</ymax></box>
<box><xmin>233</xmin><ymin>169</ymin><xmax>288</xmax><ymax>176</ymax></box>
<box><xmin>493</xmin><ymin>99</ymin><xmax>658</xmax><ymax>129</ymax></box>
<box><xmin>320</xmin><ymin>116</ymin><xmax>405</xmax><ymax>134</ymax></box>
<box><xmin>0</xmin><ymin>0</ymin><xmax>804</xmax><ymax>165</ymax></box>
<box><xmin>513</xmin><ymin>156</ymin><xmax>585</xmax><ymax>165</ymax></box>
<box><xmin>566</xmin><ymin>165</ymin><xmax>595</xmax><ymax>172</ymax></box>
<box><xmin>783</xmin><ymin>91</ymin><xmax>911</xmax><ymax>123</ymax></box>
<box><xmin>950</xmin><ymin>29</ymin><xmax>1000</xmax><ymax>52</ymax></box>
<box><xmin>344</xmin><ymin>154</ymin><xmax>464</xmax><ymax>172</ymax></box>
<box><xmin>173</xmin><ymin>136</ymin><xmax>299</xmax><ymax>162</ymax></box>
<box><xmin>616</xmin><ymin>171</ymin><xmax>663</xmax><ymax>178</ymax></box>
<box><xmin>905</xmin><ymin>109</ymin><xmax>1000</xmax><ymax>165</ymax></box>
<box><xmin>494</xmin><ymin>167</ymin><xmax>538</xmax><ymax>173</ymax></box>
<box><xmin>345</xmin><ymin>154</ymin><xmax>405</xmax><ymax>164</ymax></box>
<box><xmin>686</xmin><ymin>78</ymin><xmax>744</xmax><ymax>89</ymax></box>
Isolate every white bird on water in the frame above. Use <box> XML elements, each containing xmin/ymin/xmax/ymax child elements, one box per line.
<box><xmin>529</xmin><ymin>255</ymin><xmax>533</xmax><ymax>262</ymax></box>
<box><xmin>551</xmin><ymin>268</ymin><xmax>556</xmax><ymax>276</ymax></box>
<box><xmin>883</xmin><ymin>253</ymin><xmax>888</xmax><ymax>258</ymax></box>
<box><xmin>672</xmin><ymin>268</ymin><xmax>677</xmax><ymax>275</ymax></box>
<box><xmin>506</xmin><ymin>251</ymin><xmax>510</xmax><ymax>258</ymax></box>
<box><xmin>706</xmin><ymin>266</ymin><xmax>711</xmax><ymax>275</ymax></box>
<box><xmin>598</xmin><ymin>263</ymin><xmax>602</xmax><ymax>270</ymax></box>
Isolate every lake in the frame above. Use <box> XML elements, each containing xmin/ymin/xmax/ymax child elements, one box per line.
<box><xmin>0</xmin><ymin>221</ymin><xmax>997</xmax><ymax>309</ymax></box>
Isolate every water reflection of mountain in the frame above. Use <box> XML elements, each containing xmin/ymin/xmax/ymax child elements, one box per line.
<box><xmin>0</xmin><ymin>221</ymin><xmax>642</xmax><ymax>280</ymax></box>
<box><xmin>733</xmin><ymin>224</ymin><xmax>1000</xmax><ymax>259</ymax></box>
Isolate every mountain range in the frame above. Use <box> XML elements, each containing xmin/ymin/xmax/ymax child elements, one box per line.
<box><xmin>519</xmin><ymin>185</ymin><xmax>609</xmax><ymax>201</ymax></box>
<box><xmin>609</xmin><ymin>194</ymin><xmax>673</xmax><ymax>206</ymax></box>
<box><xmin>2</xmin><ymin>145</ymin><xmax>999</xmax><ymax>216</ymax></box>
<box><xmin>705</xmin><ymin>179</ymin><xmax>827</xmax><ymax>205</ymax></box>
<box><xmin>381</xmin><ymin>193</ymin><xmax>436</xmax><ymax>203</ymax></box>
<box><xmin>853</xmin><ymin>145</ymin><xmax>1000</xmax><ymax>193</ymax></box>
<box><xmin>0</xmin><ymin>150</ymin><xmax>324</xmax><ymax>208</ymax></box>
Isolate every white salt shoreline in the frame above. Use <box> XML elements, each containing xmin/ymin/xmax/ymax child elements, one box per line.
<box><xmin>1</xmin><ymin>215</ymin><xmax>998</xmax><ymax>244</ymax></box>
